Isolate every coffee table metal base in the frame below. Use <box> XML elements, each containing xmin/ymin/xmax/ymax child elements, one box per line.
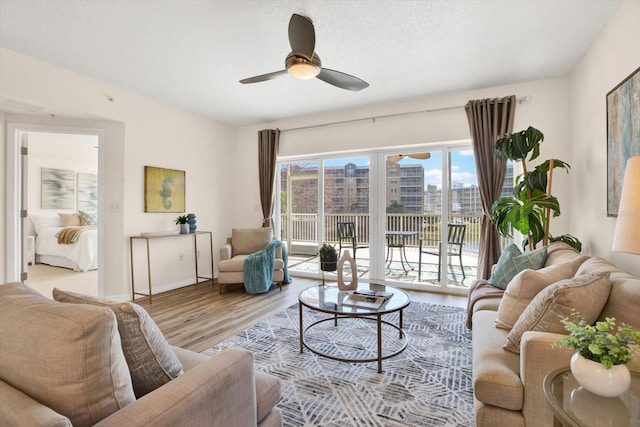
<box><xmin>298</xmin><ymin>305</ymin><xmax>408</xmax><ymax>373</ymax></box>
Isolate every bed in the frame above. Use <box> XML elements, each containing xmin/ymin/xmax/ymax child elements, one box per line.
<box><xmin>30</xmin><ymin>212</ymin><xmax>98</xmax><ymax>272</ymax></box>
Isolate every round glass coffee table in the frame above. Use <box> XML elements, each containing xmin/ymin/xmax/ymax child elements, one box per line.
<box><xmin>298</xmin><ymin>283</ymin><xmax>410</xmax><ymax>373</ymax></box>
<box><xmin>543</xmin><ymin>367</ymin><xmax>640</xmax><ymax>426</ymax></box>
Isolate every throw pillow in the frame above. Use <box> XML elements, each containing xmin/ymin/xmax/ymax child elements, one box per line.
<box><xmin>53</xmin><ymin>289</ymin><xmax>184</xmax><ymax>397</ymax></box>
<box><xmin>504</xmin><ymin>272</ymin><xmax>611</xmax><ymax>354</ymax></box>
<box><xmin>78</xmin><ymin>210</ymin><xmax>98</xmax><ymax>226</ymax></box>
<box><xmin>495</xmin><ymin>255</ymin><xmax>589</xmax><ymax>330</ymax></box>
<box><xmin>488</xmin><ymin>244</ymin><xmax>548</xmax><ymax>290</ymax></box>
<box><xmin>30</xmin><ymin>212</ymin><xmax>62</xmax><ymax>234</ymax></box>
<box><xmin>232</xmin><ymin>227</ymin><xmax>272</xmax><ymax>255</ymax></box>
<box><xmin>59</xmin><ymin>212</ymin><xmax>82</xmax><ymax>227</ymax></box>
<box><xmin>0</xmin><ymin>292</ymin><xmax>135</xmax><ymax>426</ymax></box>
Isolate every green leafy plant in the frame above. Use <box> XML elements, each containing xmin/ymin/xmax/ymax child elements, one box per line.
<box><xmin>555</xmin><ymin>311</ymin><xmax>640</xmax><ymax>369</ymax></box>
<box><xmin>491</xmin><ymin>126</ymin><xmax>581</xmax><ymax>252</ymax></box>
<box><xmin>174</xmin><ymin>215</ymin><xmax>188</xmax><ymax>225</ymax></box>
<box><xmin>318</xmin><ymin>243</ymin><xmax>337</xmax><ymax>258</ymax></box>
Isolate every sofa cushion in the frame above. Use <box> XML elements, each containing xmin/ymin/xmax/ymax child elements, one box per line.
<box><xmin>488</xmin><ymin>244</ymin><xmax>548</xmax><ymax>290</ymax></box>
<box><xmin>495</xmin><ymin>256</ymin><xmax>589</xmax><ymax>330</ymax></box>
<box><xmin>0</xmin><ymin>379</ymin><xmax>73</xmax><ymax>427</ymax></box>
<box><xmin>543</xmin><ymin>241</ymin><xmax>583</xmax><ymax>266</ymax></box>
<box><xmin>255</xmin><ymin>371</ymin><xmax>282</xmax><ymax>423</ymax></box>
<box><xmin>504</xmin><ymin>272</ymin><xmax>611</xmax><ymax>354</ymax></box>
<box><xmin>577</xmin><ymin>257</ymin><xmax>640</xmax><ymax>327</ymax></box>
<box><xmin>232</xmin><ymin>227</ymin><xmax>272</xmax><ymax>255</ymax></box>
<box><xmin>0</xmin><ymin>291</ymin><xmax>135</xmax><ymax>427</ymax></box>
<box><xmin>0</xmin><ymin>281</ymin><xmax>44</xmax><ymax>297</ymax></box>
<box><xmin>472</xmin><ymin>310</ymin><xmax>523</xmax><ymax>411</ymax></box>
<box><xmin>53</xmin><ymin>289</ymin><xmax>183</xmax><ymax>397</ymax></box>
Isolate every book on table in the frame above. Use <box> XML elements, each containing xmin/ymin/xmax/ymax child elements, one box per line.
<box><xmin>352</xmin><ymin>289</ymin><xmax>393</xmax><ymax>300</ymax></box>
<box><xmin>343</xmin><ymin>293</ymin><xmax>386</xmax><ymax>310</ymax></box>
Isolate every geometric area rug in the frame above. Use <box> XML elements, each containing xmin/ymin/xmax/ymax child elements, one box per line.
<box><xmin>203</xmin><ymin>302</ymin><xmax>474</xmax><ymax>426</ymax></box>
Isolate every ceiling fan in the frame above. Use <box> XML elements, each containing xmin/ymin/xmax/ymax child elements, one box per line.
<box><xmin>239</xmin><ymin>14</ymin><xmax>369</xmax><ymax>91</ymax></box>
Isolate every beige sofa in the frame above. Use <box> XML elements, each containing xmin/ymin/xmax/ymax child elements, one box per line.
<box><xmin>468</xmin><ymin>242</ymin><xmax>640</xmax><ymax>427</ymax></box>
<box><xmin>0</xmin><ymin>282</ymin><xmax>282</xmax><ymax>427</ymax></box>
<box><xmin>218</xmin><ymin>227</ymin><xmax>285</xmax><ymax>293</ymax></box>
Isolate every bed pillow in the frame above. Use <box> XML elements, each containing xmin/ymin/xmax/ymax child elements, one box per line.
<box><xmin>79</xmin><ymin>210</ymin><xmax>98</xmax><ymax>226</ymax></box>
<box><xmin>488</xmin><ymin>244</ymin><xmax>548</xmax><ymax>290</ymax></box>
<box><xmin>495</xmin><ymin>255</ymin><xmax>589</xmax><ymax>330</ymax></box>
<box><xmin>59</xmin><ymin>212</ymin><xmax>82</xmax><ymax>227</ymax></box>
<box><xmin>504</xmin><ymin>272</ymin><xmax>611</xmax><ymax>354</ymax></box>
<box><xmin>30</xmin><ymin>212</ymin><xmax>62</xmax><ymax>234</ymax></box>
<box><xmin>0</xmin><ymin>291</ymin><xmax>135</xmax><ymax>426</ymax></box>
<box><xmin>53</xmin><ymin>289</ymin><xmax>183</xmax><ymax>397</ymax></box>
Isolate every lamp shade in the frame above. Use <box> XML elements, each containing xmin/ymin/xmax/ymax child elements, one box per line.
<box><xmin>612</xmin><ymin>156</ymin><xmax>640</xmax><ymax>254</ymax></box>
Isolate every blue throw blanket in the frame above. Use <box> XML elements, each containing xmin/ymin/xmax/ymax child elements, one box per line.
<box><xmin>244</xmin><ymin>240</ymin><xmax>291</xmax><ymax>294</ymax></box>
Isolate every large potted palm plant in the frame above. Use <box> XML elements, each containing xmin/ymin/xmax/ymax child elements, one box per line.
<box><xmin>491</xmin><ymin>126</ymin><xmax>581</xmax><ymax>251</ymax></box>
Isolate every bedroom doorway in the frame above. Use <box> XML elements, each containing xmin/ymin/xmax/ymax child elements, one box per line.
<box><xmin>8</xmin><ymin>126</ymin><xmax>100</xmax><ymax>298</ymax></box>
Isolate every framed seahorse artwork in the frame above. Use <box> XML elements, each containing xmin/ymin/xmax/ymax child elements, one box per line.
<box><xmin>144</xmin><ymin>166</ymin><xmax>185</xmax><ymax>213</ymax></box>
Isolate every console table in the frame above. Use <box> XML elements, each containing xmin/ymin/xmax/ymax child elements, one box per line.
<box><xmin>130</xmin><ymin>231</ymin><xmax>214</xmax><ymax>303</ymax></box>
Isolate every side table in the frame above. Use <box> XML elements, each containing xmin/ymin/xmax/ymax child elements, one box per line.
<box><xmin>543</xmin><ymin>367</ymin><xmax>640</xmax><ymax>427</ymax></box>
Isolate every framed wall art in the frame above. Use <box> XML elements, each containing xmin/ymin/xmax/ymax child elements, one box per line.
<box><xmin>41</xmin><ymin>167</ymin><xmax>75</xmax><ymax>209</ymax></box>
<box><xmin>607</xmin><ymin>66</ymin><xmax>640</xmax><ymax>217</ymax></box>
<box><xmin>77</xmin><ymin>173</ymin><xmax>98</xmax><ymax>212</ymax></box>
<box><xmin>144</xmin><ymin>166</ymin><xmax>185</xmax><ymax>213</ymax></box>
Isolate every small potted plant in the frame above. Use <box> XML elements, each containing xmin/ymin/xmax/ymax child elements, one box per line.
<box><xmin>555</xmin><ymin>310</ymin><xmax>640</xmax><ymax>397</ymax></box>
<box><xmin>318</xmin><ymin>243</ymin><xmax>338</xmax><ymax>272</ymax></box>
<box><xmin>175</xmin><ymin>215</ymin><xmax>189</xmax><ymax>234</ymax></box>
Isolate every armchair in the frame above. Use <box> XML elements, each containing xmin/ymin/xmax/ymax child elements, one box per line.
<box><xmin>218</xmin><ymin>228</ymin><xmax>286</xmax><ymax>294</ymax></box>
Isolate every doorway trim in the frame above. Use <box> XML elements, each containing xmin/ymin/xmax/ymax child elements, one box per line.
<box><xmin>5</xmin><ymin>121</ymin><xmax>104</xmax><ymax>294</ymax></box>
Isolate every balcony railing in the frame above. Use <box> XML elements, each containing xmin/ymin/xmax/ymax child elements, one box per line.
<box><xmin>280</xmin><ymin>213</ymin><xmax>488</xmax><ymax>253</ymax></box>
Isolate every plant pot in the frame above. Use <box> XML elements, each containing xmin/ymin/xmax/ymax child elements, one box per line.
<box><xmin>320</xmin><ymin>254</ymin><xmax>338</xmax><ymax>272</ymax></box>
<box><xmin>179</xmin><ymin>223</ymin><xmax>190</xmax><ymax>234</ymax></box>
<box><xmin>570</xmin><ymin>352</ymin><xmax>631</xmax><ymax>397</ymax></box>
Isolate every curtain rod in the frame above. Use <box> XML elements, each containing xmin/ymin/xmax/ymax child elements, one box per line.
<box><xmin>281</xmin><ymin>95</ymin><xmax>530</xmax><ymax>133</ymax></box>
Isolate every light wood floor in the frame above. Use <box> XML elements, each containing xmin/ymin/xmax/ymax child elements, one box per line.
<box><xmin>137</xmin><ymin>278</ymin><xmax>467</xmax><ymax>353</ymax></box>
<box><xmin>25</xmin><ymin>265</ymin><xmax>467</xmax><ymax>353</ymax></box>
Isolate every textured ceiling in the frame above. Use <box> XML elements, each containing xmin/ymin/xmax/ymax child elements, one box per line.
<box><xmin>0</xmin><ymin>0</ymin><xmax>621</xmax><ymax>126</ymax></box>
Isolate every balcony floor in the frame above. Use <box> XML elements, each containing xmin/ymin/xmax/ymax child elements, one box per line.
<box><xmin>287</xmin><ymin>246</ymin><xmax>478</xmax><ymax>289</ymax></box>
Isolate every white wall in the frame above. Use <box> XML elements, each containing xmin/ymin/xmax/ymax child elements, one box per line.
<box><xmin>569</xmin><ymin>0</ymin><xmax>640</xmax><ymax>275</ymax></box>
<box><xmin>1</xmin><ymin>48</ymin><xmax>236</xmax><ymax>298</ymax></box>
<box><xmin>27</xmin><ymin>131</ymin><xmax>98</xmax><ymax>220</ymax></box>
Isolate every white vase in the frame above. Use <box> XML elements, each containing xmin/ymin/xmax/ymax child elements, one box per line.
<box><xmin>179</xmin><ymin>224</ymin><xmax>189</xmax><ymax>234</ymax></box>
<box><xmin>337</xmin><ymin>250</ymin><xmax>358</xmax><ymax>291</ymax></box>
<box><xmin>570</xmin><ymin>352</ymin><xmax>631</xmax><ymax>397</ymax></box>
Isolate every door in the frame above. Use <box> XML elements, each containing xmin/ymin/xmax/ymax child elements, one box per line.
<box><xmin>278</xmin><ymin>161</ymin><xmax>320</xmax><ymax>276</ymax></box>
<box><xmin>323</xmin><ymin>156</ymin><xmax>370</xmax><ymax>280</ymax></box>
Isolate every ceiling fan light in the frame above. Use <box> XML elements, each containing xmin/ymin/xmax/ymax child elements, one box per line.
<box><xmin>288</xmin><ymin>62</ymin><xmax>320</xmax><ymax>79</ymax></box>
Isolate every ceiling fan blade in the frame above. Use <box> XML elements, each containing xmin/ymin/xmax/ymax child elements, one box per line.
<box><xmin>317</xmin><ymin>68</ymin><xmax>369</xmax><ymax>91</ymax></box>
<box><xmin>288</xmin><ymin>14</ymin><xmax>315</xmax><ymax>60</ymax></box>
<box><xmin>239</xmin><ymin>70</ymin><xmax>287</xmax><ymax>84</ymax></box>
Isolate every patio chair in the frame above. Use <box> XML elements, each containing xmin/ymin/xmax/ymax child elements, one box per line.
<box><xmin>418</xmin><ymin>223</ymin><xmax>466</xmax><ymax>281</ymax></box>
<box><xmin>337</xmin><ymin>221</ymin><xmax>369</xmax><ymax>262</ymax></box>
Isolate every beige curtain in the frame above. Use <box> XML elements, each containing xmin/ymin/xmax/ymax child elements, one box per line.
<box><xmin>258</xmin><ymin>129</ymin><xmax>280</xmax><ymax>228</ymax></box>
<box><xmin>464</xmin><ymin>96</ymin><xmax>516</xmax><ymax>279</ymax></box>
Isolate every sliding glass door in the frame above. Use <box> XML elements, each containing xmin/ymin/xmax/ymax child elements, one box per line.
<box><xmin>381</xmin><ymin>147</ymin><xmax>482</xmax><ymax>289</ymax></box>
<box><xmin>278</xmin><ymin>144</ymin><xmax>511</xmax><ymax>292</ymax></box>
<box><xmin>324</xmin><ymin>157</ymin><xmax>370</xmax><ymax>280</ymax></box>
<box><xmin>279</xmin><ymin>161</ymin><xmax>319</xmax><ymax>276</ymax></box>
